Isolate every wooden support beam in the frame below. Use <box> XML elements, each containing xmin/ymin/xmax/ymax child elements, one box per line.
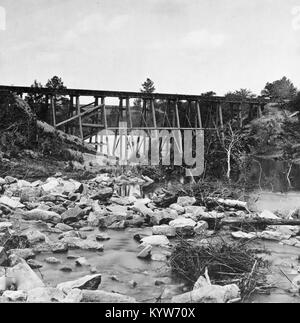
<box><xmin>218</xmin><ymin>103</ymin><xmax>225</xmax><ymax>145</ymax></box>
<box><xmin>175</xmin><ymin>100</ymin><xmax>180</xmax><ymax>129</ymax></box>
<box><xmin>126</xmin><ymin>97</ymin><xmax>133</xmax><ymax>129</ymax></box>
<box><xmin>151</xmin><ymin>99</ymin><xmax>157</xmax><ymax>128</ymax></box>
<box><xmin>196</xmin><ymin>101</ymin><xmax>203</xmax><ymax>128</ymax></box>
<box><xmin>76</xmin><ymin>96</ymin><xmax>83</xmax><ymax>140</ymax></box>
<box><xmin>102</xmin><ymin>97</ymin><xmax>108</xmax><ymax>129</ymax></box>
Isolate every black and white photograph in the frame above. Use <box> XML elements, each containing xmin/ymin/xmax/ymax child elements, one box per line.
<box><xmin>0</xmin><ymin>0</ymin><xmax>300</xmax><ymax>309</ymax></box>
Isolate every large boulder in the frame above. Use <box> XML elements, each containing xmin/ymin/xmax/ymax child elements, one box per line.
<box><xmin>61</xmin><ymin>206</ymin><xmax>85</xmax><ymax>224</ymax></box>
<box><xmin>21</xmin><ymin>209</ymin><xmax>61</xmax><ymax>224</ymax></box>
<box><xmin>7</xmin><ymin>259</ymin><xmax>45</xmax><ymax>291</ymax></box>
<box><xmin>141</xmin><ymin>235</ymin><xmax>170</xmax><ymax>246</ymax></box>
<box><xmin>152</xmin><ymin>225</ymin><xmax>176</xmax><ymax>237</ymax></box>
<box><xmin>0</xmin><ymin>196</ymin><xmax>25</xmax><ymax>209</ymax></box>
<box><xmin>57</xmin><ymin>274</ymin><xmax>102</xmax><ymax>293</ymax></box>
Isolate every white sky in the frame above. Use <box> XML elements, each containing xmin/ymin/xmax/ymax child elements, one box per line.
<box><xmin>0</xmin><ymin>0</ymin><xmax>299</xmax><ymax>95</ymax></box>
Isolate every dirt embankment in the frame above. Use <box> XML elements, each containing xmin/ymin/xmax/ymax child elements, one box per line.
<box><xmin>0</xmin><ymin>93</ymin><xmax>99</xmax><ymax>180</ymax></box>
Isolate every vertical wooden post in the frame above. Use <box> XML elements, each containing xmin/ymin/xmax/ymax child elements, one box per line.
<box><xmin>126</xmin><ymin>97</ymin><xmax>133</xmax><ymax>129</ymax></box>
<box><xmin>239</xmin><ymin>103</ymin><xmax>243</xmax><ymax>128</ymax></box>
<box><xmin>51</xmin><ymin>95</ymin><xmax>56</xmax><ymax>128</ymax></box>
<box><xmin>151</xmin><ymin>99</ymin><xmax>157</xmax><ymax>128</ymax></box>
<box><xmin>102</xmin><ymin>97</ymin><xmax>107</xmax><ymax>129</ymax></box>
<box><xmin>219</xmin><ymin>103</ymin><xmax>225</xmax><ymax>145</ymax></box>
<box><xmin>196</xmin><ymin>101</ymin><xmax>202</xmax><ymax>128</ymax></box>
<box><xmin>175</xmin><ymin>100</ymin><xmax>180</xmax><ymax>128</ymax></box>
<box><xmin>76</xmin><ymin>96</ymin><xmax>83</xmax><ymax>140</ymax></box>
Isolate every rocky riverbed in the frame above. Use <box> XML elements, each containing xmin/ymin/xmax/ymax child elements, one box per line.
<box><xmin>1</xmin><ymin>173</ymin><xmax>300</xmax><ymax>303</ymax></box>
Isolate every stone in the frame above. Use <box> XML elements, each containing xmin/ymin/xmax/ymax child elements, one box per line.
<box><xmin>41</xmin><ymin>178</ymin><xmax>60</xmax><ymax>193</ymax></box>
<box><xmin>63</xmin><ymin>288</ymin><xmax>83</xmax><ymax>303</ymax></box>
<box><xmin>99</xmin><ymin>213</ymin><xmax>127</xmax><ymax>228</ymax></box>
<box><xmin>169</xmin><ymin>217</ymin><xmax>196</xmax><ymax>236</ymax></box>
<box><xmin>267</xmin><ymin>225</ymin><xmax>300</xmax><ymax>237</ymax></box>
<box><xmin>27</xmin><ymin>287</ymin><xmax>65</xmax><ymax>303</ymax></box>
<box><xmin>137</xmin><ymin>245</ymin><xmax>152</xmax><ymax>258</ymax></box>
<box><xmin>91</xmin><ymin>187</ymin><xmax>113</xmax><ymax>201</ymax></box>
<box><xmin>110</xmin><ymin>196</ymin><xmax>135</xmax><ymax>206</ymax></box>
<box><xmin>87</xmin><ymin>212</ymin><xmax>102</xmax><ymax>227</ymax></box>
<box><xmin>259</xmin><ymin>210</ymin><xmax>279</xmax><ymax>220</ymax></box>
<box><xmin>51</xmin><ymin>243</ymin><xmax>68</xmax><ymax>253</ymax></box>
<box><xmin>4</xmin><ymin>176</ymin><xmax>17</xmax><ymax>184</ymax></box>
<box><xmin>108</xmin><ymin>220</ymin><xmax>126</xmax><ymax>230</ymax></box>
<box><xmin>61</xmin><ymin>237</ymin><xmax>104</xmax><ymax>251</ymax></box>
<box><xmin>148</xmin><ymin>209</ymin><xmax>178</xmax><ymax>225</ymax></box>
<box><xmin>0</xmin><ymin>196</ymin><xmax>25</xmax><ymax>209</ymax></box>
<box><xmin>2</xmin><ymin>290</ymin><xmax>27</xmax><ymax>302</ymax></box>
<box><xmin>20</xmin><ymin>187</ymin><xmax>42</xmax><ymax>203</ymax></box>
<box><xmin>55</xmin><ymin>223</ymin><xmax>73</xmax><ymax>232</ymax></box>
<box><xmin>22</xmin><ymin>209</ymin><xmax>61</xmax><ymax>224</ymax></box>
<box><xmin>96</xmin><ymin>233</ymin><xmax>111</xmax><ymax>241</ymax></box>
<box><xmin>8</xmin><ymin>249</ymin><xmax>35</xmax><ymax>260</ymax></box>
<box><xmin>169</xmin><ymin>203</ymin><xmax>185</xmax><ymax>215</ymax></box>
<box><xmin>194</xmin><ymin>221</ymin><xmax>209</xmax><ymax>235</ymax></box>
<box><xmin>27</xmin><ymin>259</ymin><xmax>43</xmax><ymax>269</ymax></box>
<box><xmin>185</xmin><ymin>206</ymin><xmax>207</xmax><ymax>218</ymax></box>
<box><xmin>80</xmin><ymin>290</ymin><xmax>136</xmax><ymax>303</ymax></box>
<box><xmin>141</xmin><ymin>235</ymin><xmax>170</xmax><ymax>246</ymax></box>
<box><xmin>57</xmin><ymin>274</ymin><xmax>102</xmax><ymax>294</ymax></box>
<box><xmin>232</xmin><ymin>231</ymin><xmax>257</xmax><ymax>240</ymax></box>
<box><xmin>152</xmin><ymin>225</ymin><xmax>176</xmax><ymax>237</ymax></box>
<box><xmin>177</xmin><ymin>196</ymin><xmax>196</xmax><ymax>207</ymax></box>
<box><xmin>45</xmin><ymin>257</ymin><xmax>61</xmax><ymax>264</ymax></box>
<box><xmin>132</xmin><ymin>199</ymin><xmax>154</xmax><ymax>217</ymax></box>
<box><xmin>193</xmin><ymin>276</ymin><xmax>210</xmax><ymax>290</ymax></box>
<box><xmin>7</xmin><ymin>259</ymin><xmax>45</xmax><ymax>291</ymax></box>
<box><xmin>258</xmin><ymin>230</ymin><xmax>290</xmax><ymax>241</ymax></box>
<box><xmin>60</xmin><ymin>266</ymin><xmax>73</xmax><ymax>273</ymax></box>
<box><xmin>21</xmin><ymin>229</ymin><xmax>46</xmax><ymax>244</ymax></box>
<box><xmin>76</xmin><ymin>257</ymin><xmax>90</xmax><ymax>267</ymax></box>
<box><xmin>0</xmin><ymin>222</ymin><xmax>13</xmax><ymax>232</ymax></box>
<box><xmin>171</xmin><ymin>284</ymin><xmax>240</xmax><ymax>303</ymax></box>
<box><xmin>61</xmin><ymin>206</ymin><xmax>85</xmax><ymax>224</ymax></box>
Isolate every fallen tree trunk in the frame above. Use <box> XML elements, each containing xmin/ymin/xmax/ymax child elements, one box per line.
<box><xmin>206</xmin><ymin>198</ymin><xmax>248</xmax><ymax>210</ymax></box>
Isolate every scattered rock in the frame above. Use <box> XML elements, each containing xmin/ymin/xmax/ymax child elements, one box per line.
<box><xmin>152</xmin><ymin>225</ymin><xmax>176</xmax><ymax>237</ymax></box>
<box><xmin>76</xmin><ymin>257</ymin><xmax>90</xmax><ymax>267</ymax></box>
<box><xmin>0</xmin><ymin>196</ymin><xmax>24</xmax><ymax>209</ymax></box>
<box><xmin>96</xmin><ymin>233</ymin><xmax>111</xmax><ymax>241</ymax></box>
<box><xmin>177</xmin><ymin>196</ymin><xmax>196</xmax><ymax>207</ymax></box>
<box><xmin>27</xmin><ymin>287</ymin><xmax>65</xmax><ymax>303</ymax></box>
<box><xmin>22</xmin><ymin>209</ymin><xmax>61</xmax><ymax>224</ymax></box>
<box><xmin>141</xmin><ymin>235</ymin><xmax>170</xmax><ymax>246</ymax></box>
<box><xmin>194</xmin><ymin>221</ymin><xmax>209</xmax><ymax>235</ymax></box>
<box><xmin>57</xmin><ymin>274</ymin><xmax>102</xmax><ymax>293</ymax></box>
<box><xmin>45</xmin><ymin>257</ymin><xmax>61</xmax><ymax>264</ymax></box>
<box><xmin>61</xmin><ymin>206</ymin><xmax>85</xmax><ymax>224</ymax></box>
<box><xmin>137</xmin><ymin>245</ymin><xmax>152</xmax><ymax>259</ymax></box>
<box><xmin>8</xmin><ymin>249</ymin><xmax>35</xmax><ymax>261</ymax></box>
<box><xmin>259</xmin><ymin>210</ymin><xmax>279</xmax><ymax>220</ymax></box>
<box><xmin>2</xmin><ymin>290</ymin><xmax>27</xmax><ymax>302</ymax></box>
<box><xmin>80</xmin><ymin>290</ymin><xmax>136</xmax><ymax>303</ymax></box>
<box><xmin>27</xmin><ymin>259</ymin><xmax>43</xmax><ymax>269</ymax></box>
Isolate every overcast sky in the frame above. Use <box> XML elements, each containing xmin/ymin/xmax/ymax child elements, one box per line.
<box><xmin>0</xmin><ymin>0</ymin><xmax>299</xmax><ymax>95</ymax></box>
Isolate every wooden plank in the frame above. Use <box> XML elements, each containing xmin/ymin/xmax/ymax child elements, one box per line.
<box><xmin>56</xmin><ymin>104</ymin><xmax>103</xmax><ymax>127</ymax></box>
<box><xmin>101</xmin><ymin>97</ymin><xmax>108</xmax><ymax>129</ymax></box>
<box><xmin>196</xmin><ymin>100</ymin><xmax>203</xmax><ymax>128</ymax></box>
<box><xmin>151</xmin><ymin>99</ymin><xmax>157</xmax><ymax>128</ymax></box>
<box><xmin>126</xmin><ymin>97</ymin><xmax>133</xmax><ymax>128</ymax></box>
<box><xmin>219</xmin><ymin>103</ymin><xmax>225</xmax><ymax>145</ymax></box>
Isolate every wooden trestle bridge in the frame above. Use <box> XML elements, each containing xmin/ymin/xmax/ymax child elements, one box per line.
<box><xmin>0</xmin><ymin>85</ymin><xmax>269</xmax><ymax>162</ymax></box>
